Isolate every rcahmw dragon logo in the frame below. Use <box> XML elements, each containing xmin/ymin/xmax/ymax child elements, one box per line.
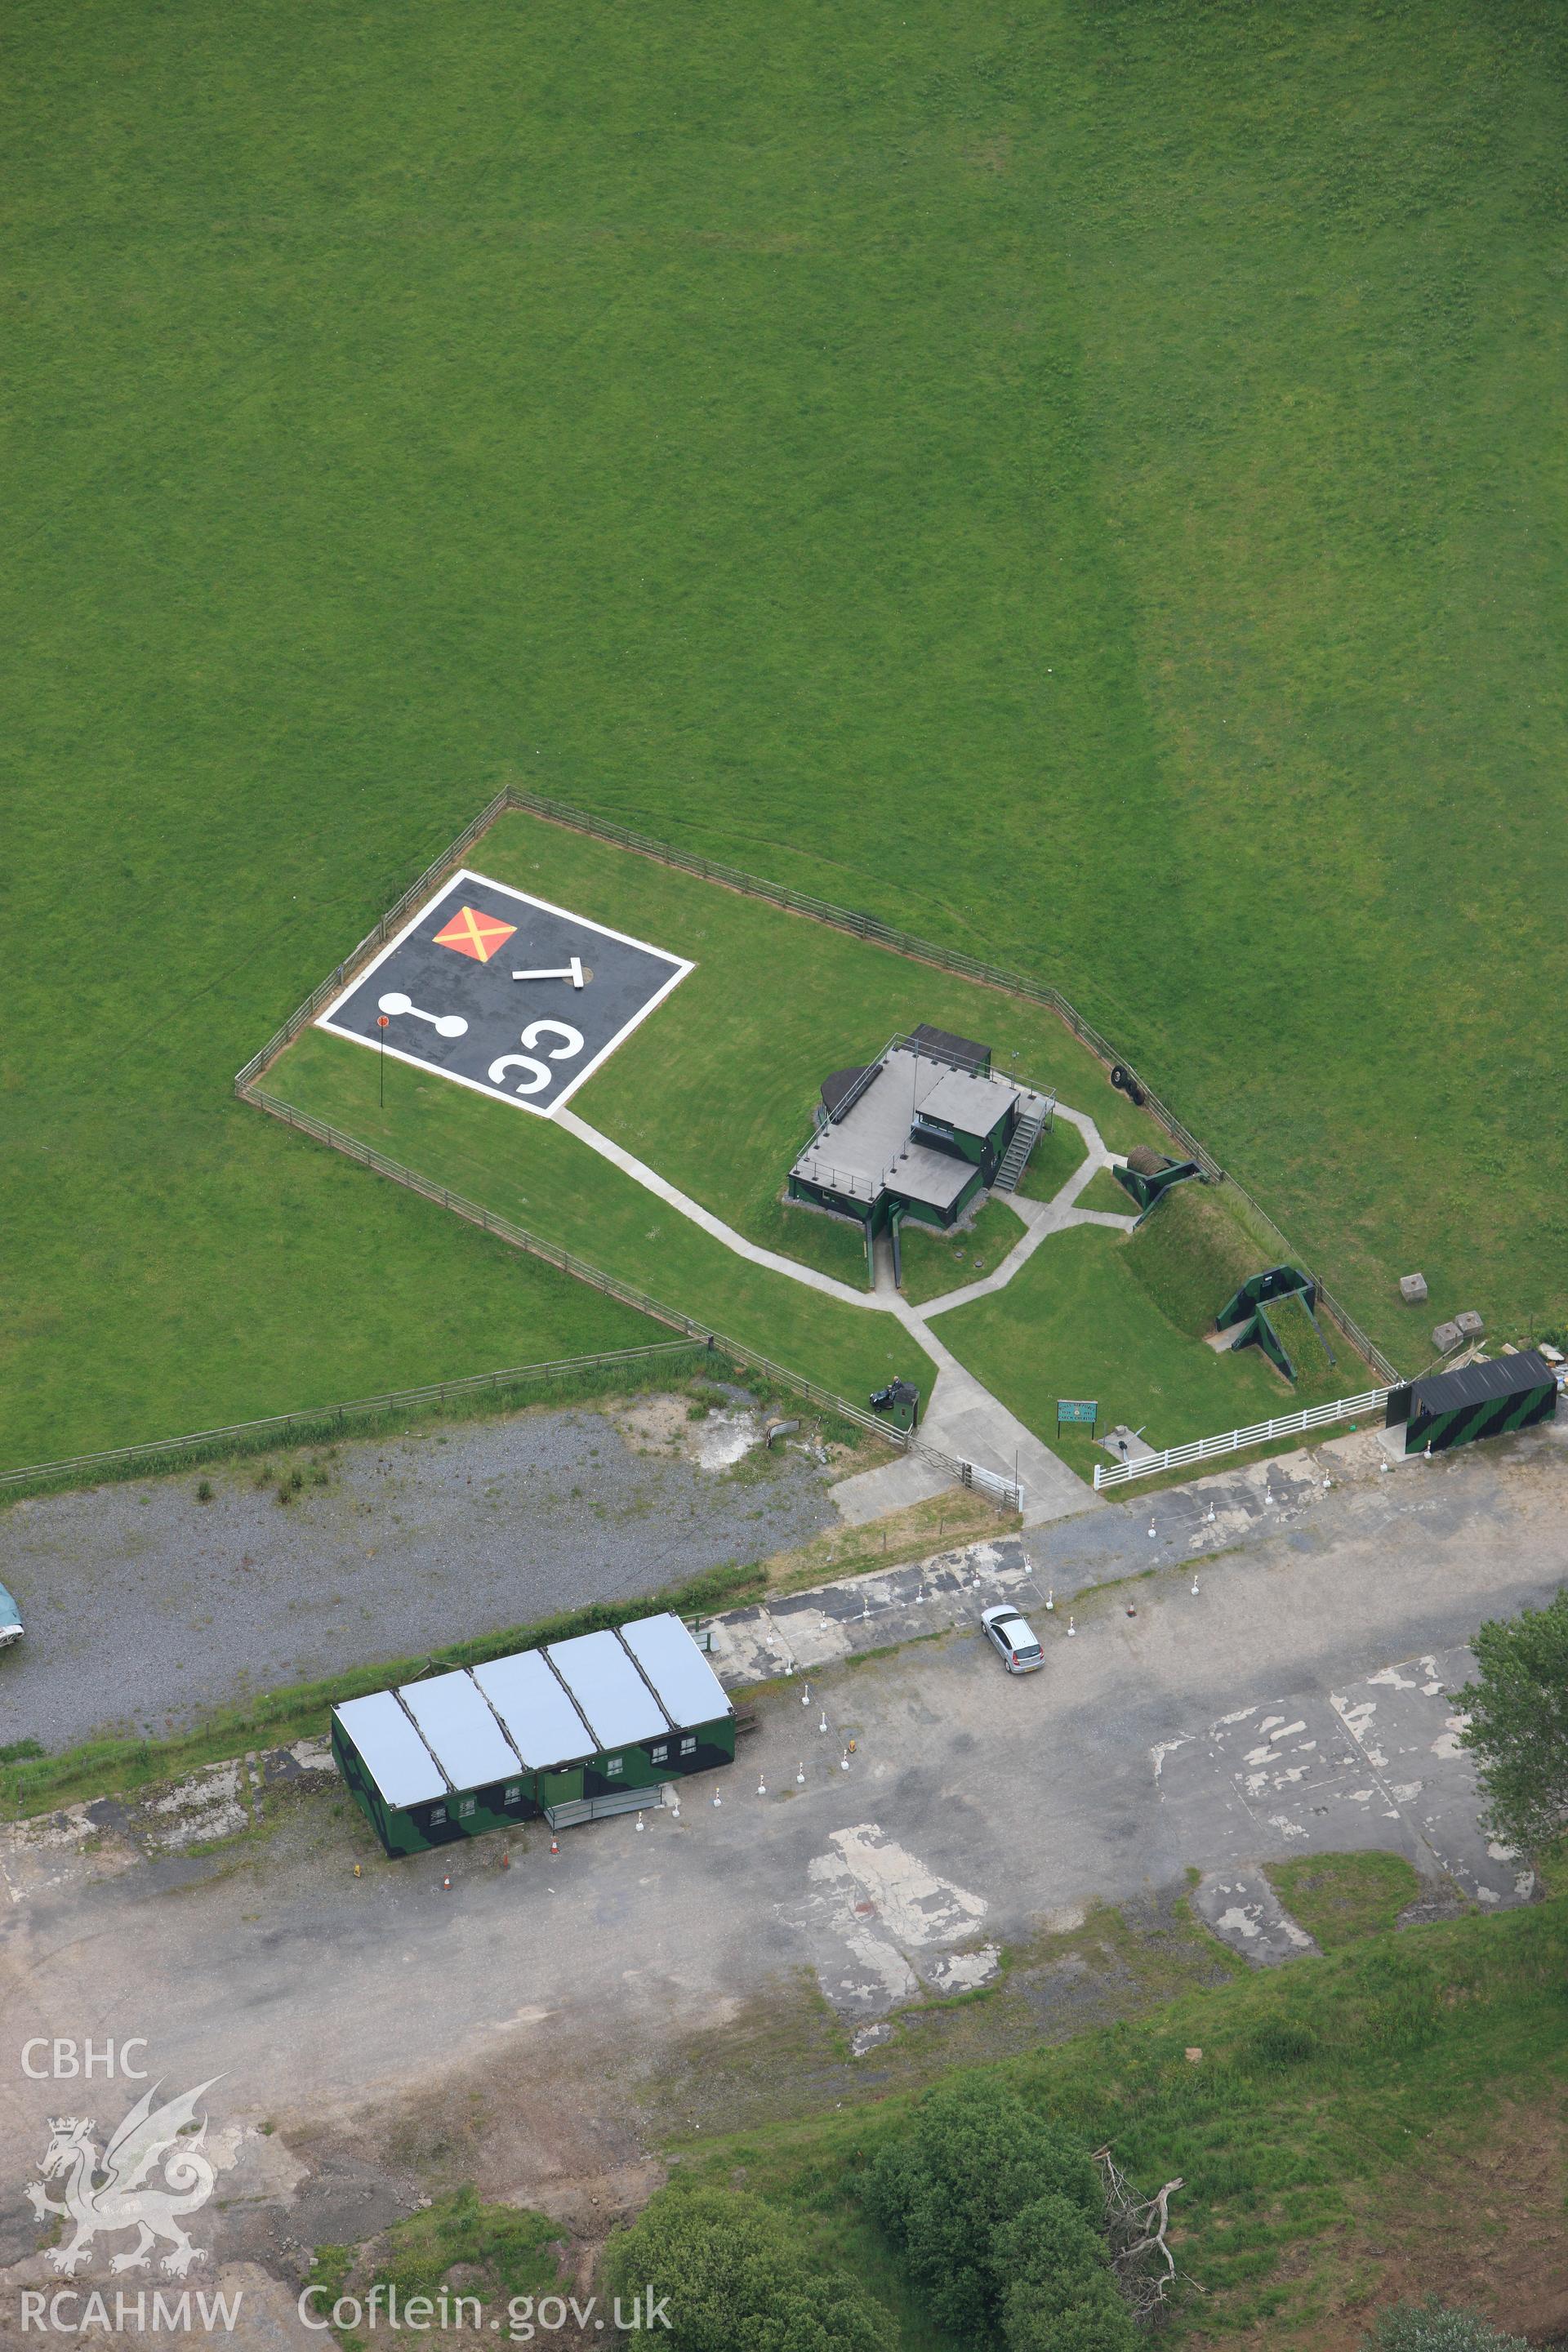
<box><xmin>25</xmin><ymin>2078</ymin><xmax>223</xmax><ymax>2275</ymax></box>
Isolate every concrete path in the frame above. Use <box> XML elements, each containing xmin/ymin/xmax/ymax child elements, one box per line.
<box><xmin>1191</xmin><ymin>1868</ymin><xmax>1319</xmax><ymax>1966</ymax></box>
<box><xmin>920</xmin><ymin>1107</ymin><xmax>1136</xmax><ymax>1319</ymax></box>
<box><xmin>555</xmin><ymin>1106</ymin><xmax>878</xmax><ymax>1311</ymax></box>
<box><xmin>889</xmin><ymin>1314</ymin><xmax>1094</xmax><ymax>1527</ymax></box>
<box><xmin>559</xmin><ymin>1098</ymin><xmax>1134</xmax><ymax>1527</ymax></box>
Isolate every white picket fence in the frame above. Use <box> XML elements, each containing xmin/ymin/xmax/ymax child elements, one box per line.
<box><xmin>1091</xmin><ymin>1387</ymin><xmax>1393</xmax><ymax>1490</ymax></box>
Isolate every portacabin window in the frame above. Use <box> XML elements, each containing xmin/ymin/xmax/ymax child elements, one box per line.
<box><xmin>679</xmin><ymin>1735</ymin><xmax>697</xmax><ymax>1757</ymax></box>
<box><xmin>604</xmin><ymin>1757</ymin><xmax>623</xmax><ymax>1777</ymax></box>
<box><xmin>458</xmin><ymin>1797</ymin><xmax>475</xmax><ymax>1819</ymax></box>
<box><xmin>650</xmin><ymin>1743</ymin><xmax>668</xmax><ymax>1764</ymax></box>
<box><xmin>504</xmin><ymin>1783</ymin><xmax>522</xmax><ymax>1806</ymax></box>
<box><xmin>430</xmin><ymin>1804</ymin><xmax>447</xmax><ymax>1827</ymax></box>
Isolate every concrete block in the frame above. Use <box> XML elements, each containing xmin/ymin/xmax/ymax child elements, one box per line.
<box><xmin>1432</xmin><ymin>1320</ymin><xmax>1463</xmax><ymax>1354</ymax></box>
<box><xmin>1454</xmin><ymin>1309</ymin><xmax>1486</xmax><ymax>1339</ymax></box>
<box><xmin>1399</xmin><ymin>1272</ymin><xmax>1428</xmax><ymax>1305</ymax></box>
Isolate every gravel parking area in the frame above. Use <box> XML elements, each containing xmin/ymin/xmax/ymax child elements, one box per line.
<box><xmin>0</xmin><ymin>1394</ymin><xmax>837</xmax><ymax>1751</ymax></box>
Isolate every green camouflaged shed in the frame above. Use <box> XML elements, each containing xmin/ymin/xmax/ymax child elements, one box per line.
<box><xmin>332</xmin><ymin>1613</ymin><xmax>735</xmax><ymax>1858</ymax></box>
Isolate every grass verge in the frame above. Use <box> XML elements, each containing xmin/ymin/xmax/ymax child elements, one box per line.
<box><xmin>310</xmin><ymin>2187</ymin><xmax>562</xmax><ymax>2350</ymax></box>
<box><xmin>666</xmin><ymin>1894</ymin><xmax>1568</xmax><ymax>2342</ymax></box>
<box><xmin>1265</xmin><ymin>1851</ymin><xmax>1423</xmax><ymax>1951</ymax></box>
<box><xmin>755</xmin><ymin>1486</ymin><xmax>1018</xmax><ymax>1598</ymax></box>
<box><xmin>942</xmin><ymin>1222</ymin><xmax>1358</xmax><ymax>1472</ymax></box>
<box><xmin>0</xmin><ymin>1343</ymin><xmax>722</xmax><ymax>1508</ymax></box>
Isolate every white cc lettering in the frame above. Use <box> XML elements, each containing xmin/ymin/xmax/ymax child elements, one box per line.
<box><xmin>520</xmin><ymin>1020</ymin><xmax>585</xmax><ymax>1060</ymax></box>
<box><xmin>486</xmin><ymin>1054</ymin><xmax>552</xmax><ymax>1095</ymax></box>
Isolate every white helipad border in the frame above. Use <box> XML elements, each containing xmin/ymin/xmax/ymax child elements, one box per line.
<box><xmin>313</xmin><ymin>868</ymin><xmax>695</xmax><ymax>1118</ymax></box>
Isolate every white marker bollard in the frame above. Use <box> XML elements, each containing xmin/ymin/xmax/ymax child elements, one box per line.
<box><xmin>1067</xmin><ymin>1616</ymin><xmax>1076</xmax><ymax>1637</ymax></box>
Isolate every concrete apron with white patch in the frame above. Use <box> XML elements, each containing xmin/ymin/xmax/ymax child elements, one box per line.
<box><xmin>1152</xmin><ymin>1645</ymin><xmax>1533</xmax><ymax>1922</ymax></box>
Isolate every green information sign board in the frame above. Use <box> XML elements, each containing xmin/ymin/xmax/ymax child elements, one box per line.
<box><xmin>1056</xmin><ymin>1399</ymin><xmax>1098</xmax><ymax>1431</ymax></box>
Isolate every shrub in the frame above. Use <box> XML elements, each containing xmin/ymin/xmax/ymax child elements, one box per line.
<box><xmin>599</xmin><ymin>2185</ymin><xmax>894</xmax><ymax>2352</ymax></box>
<box><xmin>994</xmin><ymin>2194</ymin><xmax>1138</xmax><ymax>2351</ymax></box>
<box><xmin>1362</xmin><ymin>2296</ymin><xmax>1531</xmax><ymax>2350</ymax></box>
<box><xmin>863</xmin><ymin>2078</ymin><xmax>1100</xmax><ymax>2341</ymax></box>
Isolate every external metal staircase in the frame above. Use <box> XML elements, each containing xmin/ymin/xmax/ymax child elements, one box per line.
<box><xmin>992</xmin><ymin>1106</ymin><xmax>1047</xmax><ymax>1194</ymax></box>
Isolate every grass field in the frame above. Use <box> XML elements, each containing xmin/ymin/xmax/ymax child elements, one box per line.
<box><xmin>468</xmin><ymin>812</ymin><xmax>1160</xmax><ymax>1229</ymax></box>
<box><xmin>7</xmin><ymin>0</ymin><xmax>1566</xmax><ymax>1468</ymax></box>
<box><xmin>271</xmin><ymin>1024</ymin><xmax>928</xmax><ymax>1408</ymax></box>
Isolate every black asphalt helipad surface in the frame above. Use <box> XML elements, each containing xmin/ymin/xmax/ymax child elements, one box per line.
<box><xmin>316</xmin><ymin>868</ymin><xmax>692</xmax><ymax>1115</ymax></box>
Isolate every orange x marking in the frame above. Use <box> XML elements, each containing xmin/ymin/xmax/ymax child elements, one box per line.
<box><xmin>432</xmin><ymin>905</ymin><xmax>517</xmax><ymax>964</ymax></box>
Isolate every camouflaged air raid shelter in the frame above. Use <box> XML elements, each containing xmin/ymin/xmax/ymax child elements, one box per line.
<box><xmin>331</xmin><ymin>1613</ymin><xmax>735</xmax><ymax>1857</ymax></box>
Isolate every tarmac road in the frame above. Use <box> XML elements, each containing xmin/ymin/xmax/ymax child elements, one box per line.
<box><xmin>0</xmin><ymin>1421</ymin><xmax>1564</xmax><ymax>2324</ymax></box>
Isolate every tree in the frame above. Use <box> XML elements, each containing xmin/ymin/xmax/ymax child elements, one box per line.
<box><xmin>599</xmin><ymin>2186</ymin><xmax>895</xmax><ymax>2352</ymax></box>
<box><xmin>1362</xmin><ymin>2296</ymin><xmax>1530</xmax><ymax>2350</ymax></box>
<box><xmin>1457</xmin><ymin>1589</ymin><xmax>1568</xmax><ymax>1853</ymax></box>
<box><xmin>863</xmin><ymin>2078</ymin><xmax>1101</xmax><ymax>2341</ymax></box>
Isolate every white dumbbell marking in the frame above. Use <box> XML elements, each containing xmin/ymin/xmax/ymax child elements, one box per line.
<box><xmin>512</xmin><ymin>958</ymin><xmax>585</xmax><ymax>989</ymax></box>
<box><xmin>378</xmin><ymin>991</ymin><xmax>467</xmax><ymax>1039</ymax></box>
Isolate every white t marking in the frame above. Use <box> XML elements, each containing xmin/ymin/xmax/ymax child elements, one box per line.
<box><xmin>511</xmin><ymin>958</ymin><xmax>585</xmax><ymax>989</ymax></box>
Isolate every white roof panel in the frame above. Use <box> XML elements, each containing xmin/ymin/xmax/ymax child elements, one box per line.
<box><xmin>548</xmin><ymin>1628</ymin><xmax>670</xmax><ymax>1748</ymax></box>
<box><xmin>334</xmin><ymin>1690</ymin><xmax>448</xmax><ymax>1808</ymax></box>
<box><xmin>472</xmin><ymin>1649</ymin><xmax>595</xmax><ymax>1770</ymax></box>
<box><xmin>399</xmin><ymin>1669</ymin><xmax>520</xmax><ymax>1790</ymax></box>
<box><xmin>917</xmin><ymin>1067</ymin><xmax>1018</xmax><ymax>1134</ymax></box>
<box><xmin>617</xmin><ymin>1615</ymin><xmax>732</xmax><ymax>1731</ymax></box>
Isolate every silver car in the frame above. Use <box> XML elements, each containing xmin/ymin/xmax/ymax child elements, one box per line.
<box><xmin>981</xmin><ymin>1603</ymin><xmax>1044</xmax><ymax>1673</ymax></box>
